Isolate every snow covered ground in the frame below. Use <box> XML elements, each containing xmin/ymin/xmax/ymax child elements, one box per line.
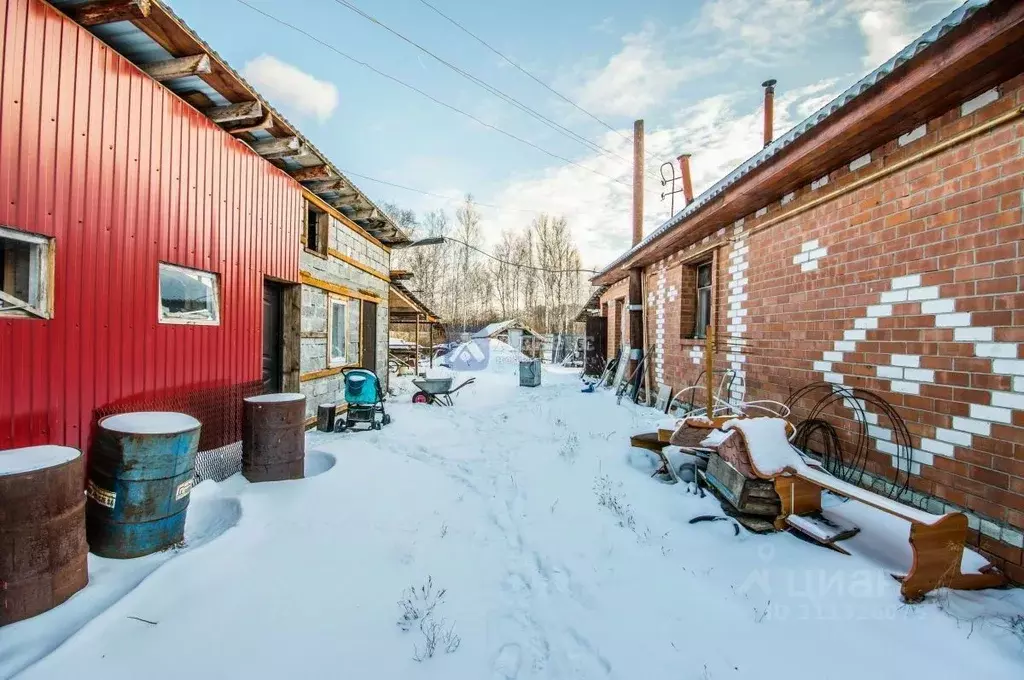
<box><xmin>3</xmin><ymin>344</ymin><xmax>1023</xmax><ymax>679</ymax></box>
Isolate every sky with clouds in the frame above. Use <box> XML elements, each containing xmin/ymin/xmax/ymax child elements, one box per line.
<box><xmin>170</xmin><ymin>0</ymin><xmax>966</xmax><ymax>269</ymax></box>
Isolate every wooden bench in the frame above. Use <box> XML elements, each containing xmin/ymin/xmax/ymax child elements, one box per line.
<box><xmin>723</xmin><ymin>418</ymin><xmax>1004</xmax><ymax>602</ymax></box>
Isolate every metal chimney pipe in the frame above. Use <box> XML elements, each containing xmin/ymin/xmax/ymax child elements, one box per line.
<box><xmin>762</xmin><ymin>79</ymin><xmax>777</xmax><ymax>148</ymax></box>
<box><xmin>678</xmin><ymin>154</ymin><xmax>694</xmax><ymax>204</ymax></box>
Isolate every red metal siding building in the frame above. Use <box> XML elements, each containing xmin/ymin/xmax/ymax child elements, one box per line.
<box><xmin>0</xmin><ymin>0</ymin><xmax>301</xmax><ymax>453</ymax></box>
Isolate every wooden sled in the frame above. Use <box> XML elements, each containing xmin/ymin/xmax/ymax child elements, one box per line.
<box><xmin>725</xmin><ymin>419</ymin><xmax>1005</xmax><ymax>602</ymax></box>
<box><xmin>630</xmin><ymin>433</ymin><xmax>679</xmax><ymax>482</ymax></box>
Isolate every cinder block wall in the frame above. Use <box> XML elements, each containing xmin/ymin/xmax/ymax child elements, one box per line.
<box><xmin>605</xmin><ymin>75</ymin><xmax>1024</xmax><ymax>579</ymax></box>
<box><xmin>300</xmin><ymin>215</ymin><xmax>390</xmax><ymax>420</ymax></box>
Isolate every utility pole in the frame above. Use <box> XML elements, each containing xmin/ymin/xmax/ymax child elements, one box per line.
<box><xmin>627</xmin><ymin>119</ymin><xmax>645</xmax><ymax>379</ymax></box>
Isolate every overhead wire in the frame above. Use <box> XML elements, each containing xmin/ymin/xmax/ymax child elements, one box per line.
<box><xmin>439</xmin><ymin>236</ymin><xmax>600</xmax><ymax>275</ymax></box>
<box><xmin>414</xmin><ymin>0</ymin><xmax>665</xmax><ymax>168</ymax></box>
<box><xmin>231</xmin><ymin>0</ymin><xmax>638</xmax><ymax>190</ymax></box>
<box><xmin>339</xmin><ymin>169</ymin><xmax>548</xmax><ymax>216</ymax></box>
<box><xmin>327</xmin><ymin>0</ymin><xmax>663</xmax><ymax>182</ymax></box>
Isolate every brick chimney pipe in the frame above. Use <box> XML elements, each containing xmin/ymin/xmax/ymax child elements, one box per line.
<box><xmin>762</xmin><ymin>79</ymin><xmax>777</xmax><ymax>148</ymax></box>
<box><xmin>632</xmin><ymin>119</ymin><xmax>644</xmax><ymax>246</ymax></box>
<box><xmin>678</xmin><ymin>154</ymin><xmax>694</xmax><ymax>204</ymax></box>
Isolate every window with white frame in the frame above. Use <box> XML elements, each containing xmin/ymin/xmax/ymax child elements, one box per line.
<box><xmin>158</xmin><ymin>263</ymin><xmax>220</xmax><ymax>324</ymax></box>
<box><xmin>328</xmin><ymin>294</ymin><xmax>361</xmax><ymax>367</ymax></box>
<box><xmin>0</xmin><ymin>226</ymin><xmax>52</xmax><ymax>319</ymax></box>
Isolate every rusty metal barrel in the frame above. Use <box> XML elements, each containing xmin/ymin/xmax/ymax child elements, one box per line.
<box><xmin>86</xmin><ymin>412</ymin><xmax>201</xmax><ymax>559</ymax></box>
<box><xmin>0</xmin><ymin>446</ymin><xmax>89</xmax><ymax>626</ymax></box>
<box><xmin>242</xmin><ymin>393</ymin><xmax>306</xmax><ymax>482</ymax></box>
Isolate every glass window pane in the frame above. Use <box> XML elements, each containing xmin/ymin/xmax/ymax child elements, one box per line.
<box><xmin>697</xmin><ymin>263</ymin><xmax>712</xmax><ymax>288</ymax></box>
<box><xmin>159</xmin><ymin>263</ymin><xmax>218</xmax><ymax>323</ymax></box>
<box><xmin>330</xmin><ymin>301</ymin><xmax>346</xmax><ymax>364</ymax></box>
<box><xmin>347</xmin><ymin>300</ymin><xmax>361</xmax><ymax>365</ymax></box>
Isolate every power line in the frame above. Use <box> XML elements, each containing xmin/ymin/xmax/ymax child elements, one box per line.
<box><xmin>415</xmin><ymin>0</ymin><xmax>666</xmax><ymax>169</ymax></box>
<box><xmin>339</xmin><ymin>169</ymin><xmax>545</xmax><ymax>215</ymax></box>
<box><xmin>231</xmin><ymin>0</ymin><xmax>632</xmax><ymax>189</ymax></box>
<box><xmin>441</xmin><ymin>236</ymin><xmax>600</xmax><ymax>275</ymax></box>
<box><xmin>326</xmin><ymin>0</ymin><xmax>661</xmax><ymax>182</ymax></box>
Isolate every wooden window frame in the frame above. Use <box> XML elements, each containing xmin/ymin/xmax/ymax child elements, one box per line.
<box><xmin>680</xmin><ymin>247</ymin><xmax>719</xmax><ymax>343</ymax></box>
<box><xmin>157</xmin><ymin>262</ymin><xmax>221</xmax><ymax>326</ymax></box>
<box><xmin>304</xmin><ymin>202</ymin><xmax>329</xmax><ymax>259</ymax></box>
<box><xmin>327</xmin><ymin>293</ymin><xmax>362</xmax><ymax>368</ymax></box>
<box><xmin>0</xmin><ymin>225</ymin><xmax>53</xmax><ymax>319</ymax></box>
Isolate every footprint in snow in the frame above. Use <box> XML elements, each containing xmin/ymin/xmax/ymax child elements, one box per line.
<box><xmin>492</xmin><ymin>642</ymin><xmax>523</xmax><ymax>679</ymax></box>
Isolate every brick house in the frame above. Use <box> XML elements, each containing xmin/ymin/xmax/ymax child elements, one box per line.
<box><xmin>593</xmin><ymin>0</ymin><xmax>1024</xmax><ymax>580</ymax></box>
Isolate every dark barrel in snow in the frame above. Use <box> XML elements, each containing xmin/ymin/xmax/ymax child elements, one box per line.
<box><xmin>242</xmin><ymin>393</ymin><xmax>306</xmax><ymax>482</ymax></box>
<box><xmin>0</xmin><ymin>446</ymin><xmax>89</xmax><ymax>626</ymax></box>
<box><xmin>86</xmin><ymin>412</ymin><xmax>201</xmax><ymax>559</ymax></box>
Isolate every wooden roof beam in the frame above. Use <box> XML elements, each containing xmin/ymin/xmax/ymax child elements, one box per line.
<box><xmin>207</xmin><ymin>100</ymin><xmax>263</xmax><ymax>124</ymax></box>
<box><xmin>250</xmin><ymin>136</ymin><xmax>302</xmax><ymax>158</ymax></box>
<box><xmin>291</xmin><ymin>165</ymin><xmax>334</xmax><ymax>182</ymax></box>
<box><xmin>227</xmin><ymin>111</ymin><xmax>274</xmax><ymax>135</ymax></box>
<box><xmin>142</xmin><ymin>53</ymin><xmax>211</xmax><ymax>81</ymax></box>
<box><xmin>347</xmin><ymin>207</ymin><xmax>379</xmax><ymax>222</ymax></box>
<box><xmin>303</xmin><ymin>179</ymin><xmax>351</xmax><ymax>193</ymax></box>
<box><xmin>73</xmin><ymin>0</ymin><xmax>151</xmax><ymax>26</ymax></box>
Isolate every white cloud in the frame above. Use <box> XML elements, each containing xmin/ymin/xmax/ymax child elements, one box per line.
<box><xmin>242</xmin><ymin>55</ymin><xmax>339</xmax><ymax>122</ymax></box>
<box><xmin>485</xmin><ymin>81</ymin><xmax>843</xmax><ymax>270</ymax></box>
<box><xmin>574</xmin><ymin>27</ymin><xmax>700</xmax><ymax>118</ymax></box>
<box><xmin>849</xmin><ymin>0</ymin><xmax>913</xmax><ymax>68</ymax></box>
<box><xmin>696</xmin><ymin>0</ymin><xmax>844</xmax><ymax>60</ymax></box>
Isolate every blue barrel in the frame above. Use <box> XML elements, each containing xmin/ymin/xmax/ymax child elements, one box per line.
<box><xmin>86</xmin><ymin>412</ymin><xmax>201</xmax><ymax>559</ymax></box>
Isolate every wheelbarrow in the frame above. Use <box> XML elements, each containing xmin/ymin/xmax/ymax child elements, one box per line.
<box><xmin>411</xmin><ymin>377</ymin><xmax>476</xmax><ymax>406</ymax></box>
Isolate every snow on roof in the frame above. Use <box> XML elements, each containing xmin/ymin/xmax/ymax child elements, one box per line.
<box><xmin>595</xmin><ymin>0</ymin><xmax>992</xmax><ymax>279</ymax></box>
<box><xmin>472</xmin><ymin>320</ymin><xmax>541</xmax><ymax>339</ymax></box>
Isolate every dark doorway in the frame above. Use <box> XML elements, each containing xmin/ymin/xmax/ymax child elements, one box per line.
<box><xmin>585</xmin><ymin>316</ymin><xmax>608</xmax><ymax>377</ymax></box>
<box><xmin>361</xmin><ymin>300</ymin><xmax>378</xmax><ymax>372</ymax></box>
<box><xmin>263</xmin><ymin>281</ymin><xmax>283</xmax><ymax>393</ymax></box>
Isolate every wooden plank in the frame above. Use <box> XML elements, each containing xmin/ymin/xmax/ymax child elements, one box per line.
<box><xmin>303</xmin><ymin>179</ymin><xmax>348</xmax><ymax>193</ymax></box>
<box><xmin>179</xmin><ymin>89</ymin><xmax>214</xmax><ymax>110</ymax></box>
<box><xmin>206</xmin><ymin>100</ymin><xmax>262</xmax><ymax>123</ymax></box>
<box><xmin>347</xmin><ymin>207</ymin><xmax>378</xmax><ymax>222</ymax></box>
<box><xmin>300</xmin><ymin>366</ymin><xmax>343</xmax><ymax>383</ymax></box>
<box><xmin>327</xmin><ymin>249</ymin><xmax>389</xmax><ymax>282</ymax></box>
<box><xmin>300</xmin><ymin>272</ymin><xmax>383</xmax><ymax>303</ymax></box>
<box><xmin>141</xmin><ymin>53</ymin><xmax>211</xmax><ymax>81</ymax></box>
<box><xmin>73</xmin><ymin>0</ymin><xmax>151</xmax><ymax>26</ymax></box>
<box><xmin>249</xmin><ymin>136</ymin><xmax>301</xmax><ymax>157</ymax></box>
<box><xmin>291</xmin><ymin>165</ymin><xmax>334</xmax><ymax>182</ymax></box>
<box><xmin>227</xmin><ymin>112</ymin><xmax>274</xmax><ymax>135</ymax></box>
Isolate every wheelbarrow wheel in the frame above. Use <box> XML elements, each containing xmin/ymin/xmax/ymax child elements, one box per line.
<box><xmin>412</xmin><ymin>391</ymin><xmax>429</xmax><ymax>404</ymax></box>
<box><xmin>382</xmin><ymin>414</ymin><xmax>392</xmax><ymax>426</ymax></box>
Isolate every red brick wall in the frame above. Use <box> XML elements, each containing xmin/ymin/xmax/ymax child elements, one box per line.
<box><xmin>617</xmin><ymin>76</ymin><xmax>1024</xmax><ymax>580</ymax></box>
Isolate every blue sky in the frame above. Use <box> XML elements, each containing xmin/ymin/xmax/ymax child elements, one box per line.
<box><xmin>168</xmin><ymin>0</ymin><xmax>964</xmax><ymax>267</ymax></box>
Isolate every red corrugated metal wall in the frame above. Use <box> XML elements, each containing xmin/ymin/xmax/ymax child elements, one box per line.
<box><xmin>0</xmin><ymin>0</ymin><xmax>302</xmax><ymax>453</ymax></box>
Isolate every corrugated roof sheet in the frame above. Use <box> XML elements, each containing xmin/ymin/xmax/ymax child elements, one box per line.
<box><xmin>596</xmin><ymin>0</ymin><xmax>992</xmax><ymax>278</ymax></box>
<box><xmin>48</xmin><ymin>0</ymin><xmax>407</xmax><ymax>243</ymax></box>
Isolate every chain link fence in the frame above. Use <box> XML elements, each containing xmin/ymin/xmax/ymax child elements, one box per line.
<box><xmin>94</xmin><ymin>380</ymin><xmax>265</xmax><ymax>484</ymax></box>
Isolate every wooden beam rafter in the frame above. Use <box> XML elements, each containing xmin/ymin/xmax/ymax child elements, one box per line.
<box><xmin>249</xmin><ymin>136</ymin><xmax>301</xmax><ymax>158</ymax></box>
<box><xmin>227</xmin><ymin>112</ymin><xmax>274</xmax><ymax>135</ymax></box>
<box><xmin>142</xmin><ymin>53</ymin><xmax>211</xmax><ymax>81</ymax></box>
<box><xmin>291</xmin><ymin>165</ymin><xmax>334</xmax><ymax>182</ymax></box>
<box><xmin>206</xmin><ymin>100</ymin><xmax>263</xmax><ymax>124</ymax></box>
<box><xmin>73</xmin><ymin>0</ymin><xmax>151</xmax><ymax>26</ymax></box>
<box><xmin>303</xmin><ymin>179</ymin><xmax>351</xmax><ymax>194</ymax></box>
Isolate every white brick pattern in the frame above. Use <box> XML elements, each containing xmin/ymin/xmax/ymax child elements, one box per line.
<box><xmin>725</xmin><ymin>220</ymin><xmax>748</xmax><ymax>402</ymax></box>
<box><xmin>811</xmin><ymin>274</ymin><xmax>1022</xmax><ymax>477</ymax></box>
